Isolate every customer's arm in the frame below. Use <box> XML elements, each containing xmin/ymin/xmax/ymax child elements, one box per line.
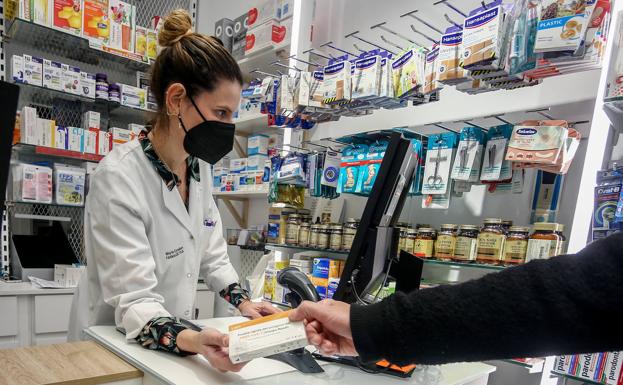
<box><xmin>351</xmin><ymin>233</ymin><xmax>623</xmax><ymax>365</ymax></box>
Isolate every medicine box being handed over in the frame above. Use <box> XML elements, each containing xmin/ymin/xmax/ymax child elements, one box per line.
<box><xmin>228</xmin><ymin>311</ymin><xmax>308</xmax><ymax>363</ymax></box>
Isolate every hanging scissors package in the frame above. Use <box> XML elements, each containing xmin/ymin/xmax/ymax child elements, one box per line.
<box><xmin>422</xmin><ymin>133</ymin><xmax>458</xmax><ymax>195</ymax></box>
<box><xmin>451</xmin><ymin>127</ymin><xmax>486</xmax><ymax>182</ymax></box>
<box><xmin>360</xmin><ymin>141</ymin><xmax>389</xmax><ymax>194</ymax></box>
<box><xmin>337</xmin><ymin>145</ymin><xmax>368</xmax><ymax>194</ymax></box>
<box><xmin>409</xmin><ymin>139</ymin><xmax>425</xmax><ymax>195</ymax></box>
<box><xmin>481</xmin><ymin>124</ymin><xmax>513</xmax><ymax>181</ymax></box>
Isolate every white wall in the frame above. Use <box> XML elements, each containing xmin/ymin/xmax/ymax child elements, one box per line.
<box><xmin>196</xmin><ymin>0</ymin><xmax>251</xmax><ymax>35</ymax></box>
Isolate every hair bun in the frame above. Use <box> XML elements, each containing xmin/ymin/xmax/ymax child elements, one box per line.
<box><xmin>158</xmin><ymin>9</ymin><xmax>193</xmax><ymax>47</ymax></box>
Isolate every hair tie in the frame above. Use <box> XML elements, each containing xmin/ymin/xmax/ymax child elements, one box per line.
<box><xmin>171</xmin><ymin>29</ymin><xmax>193</xmax><ymax>44</ymax></box>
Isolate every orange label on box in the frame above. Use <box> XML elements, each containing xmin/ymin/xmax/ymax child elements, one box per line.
<box><xmin>83</xmin><ymin>0</ymin><xmax>109</xmax><ymax>42</ymax></box>
<box><xmin>53</xmin><ymin>0</ymin><xmax>82</xmax><ymax>34</ymax></box>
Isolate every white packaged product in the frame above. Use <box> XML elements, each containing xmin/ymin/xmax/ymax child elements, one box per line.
<box><xmin>248</xmin><ymin>134</ymin><xmax>269</xmax><ymax>155</ymax></box>
<box><xmin>20</xmin><ymin>106</ymin><xmax>38</xmax><ymax>145</ymax></box>
<box><xmin>535</xmin><ymin>0</ymin><xmax>592</xmax><ymax>53</ymax></box>
<box><xmin>55</xmin><ymin>166</ymin><xmax>86</xmax><ymax>206</ymax></box>
<box><xmin>247</xmin><ymin>0</ymin><xmax>281</xmax><ymax>29</ymax></box>
<box><xmin>461</xmin><ymin>4</ymin><xmax>506</xmax><ymax>70</ymax></box>
<box><xmin>83</xmin><ymin>111</ymin><xmax>101</xmax><ymax>130</ymax></box>
<box><xmin>54</xmin><ymin>264</ymin><xmax>85</xmax><ymax>287</ymax></box>
<box><xmin>12</xmin><ymin>55</ymin><xmax>25</xmax><ymax>83</ymax></box>
<box><xmin>98</xmin><ymin>131</ymin><xmax>112</xmax><ymax>155</ymax></box>
<box><xmin>231</xmin><ymin>158</ymin><xmax>248</xmax><ymax>173</ymax></box>
<box><xmin>80</xmin><ymin>72</ymin><xmax>96</xmax><ymax>98</ymax></box>
<box><xmin>84</xmin><ymin>128</ymin><xmax>98</xmax><ymax>154</ymax></box>
<box><xmin>35</xmin><ymin>118</ymin><xmax>56</xmax><ymax>147</ymax></box>
<box><xmin>56</xmin><ymin>126</ymin><xmax>69</xmax><ymax>149</ymax></box>
<box><xmin>68</xmin><ymin>127</ymin><xmax>84</xmax><ymax>152</ymax></box>
<box><xmin>23</xmin><ymin>55</ymin><xmax>43</xmax><ymax>86</ymax></box>
<box><xmin>322</xmin><ymin>60</ymin><xmax>352</xmax><ymax>104</ymax></box>
<box><xmin>128</xmin><ymin>123</ymin><xmax>145</xmax><ymax>135</ymax></box>
<box><xmin>112</xmin><ymin>127</ymin><xmax>132</xmax><ymax>148</ymax></box>
<box><xmin>247</xmin><ymin>154</ymin><xmax>268</xmax><ymax>171</ymax></box>
<box><xmin>12</xmin><ymin>163</ymin><xmax>53</xmax><ymax>203</ymax></box>
<box><xmin>61</xmin><ymin>63</ymin><xmax>81</xmax><ymax>95</ymax></box>
<box><xmin>120</xmin><ymin>84</ymin><xmax>147</xmax><ymax>109</ymax></box>
<box><xmin>43</xmin><ymin>59</ymin><xmax>62</xmax><ymax>91</ymax></box>
<box><xmin>352</xmin><ymin>55</ymin><xmax>382</xmax><ymax>100</ymax></box>
<box><xmin>245</xmin><ymin>19</ymin><xmax>292</xmax><ymax>55</ymax></box>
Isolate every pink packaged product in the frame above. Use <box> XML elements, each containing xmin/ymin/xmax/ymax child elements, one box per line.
<box><xmin>245</xmin><ymin>18</ymin><xmax>291</xmax><ymax>55</ymax></box>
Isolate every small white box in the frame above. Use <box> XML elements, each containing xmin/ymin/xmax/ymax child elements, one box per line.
<box><xmin>98</xmin><ymin>131</ymin><xmax>112</xmax><ymax>155</ymax></box>
<box><xmin>120</xmin><ymin>84</ymin><xmax>147</xmax><ymax>110</ymax></box>
<box><xmin>228</xmin><ymin>311</ymin><xmax>308</xmax><ymax>363</ymax></box>
<box><xmin>279</xmin><ymin>0</ymin><xmax>294</xmax><ymax>20</ymax></box>
<box><xmin>35</xmin><ymin>118</ymin><xmax>56</xmax><ymax>147</ymax></box>
<box><xmin>231</xmin><ymin>158</ymin><xmax>248</xmax><ymax>174</ymax></box>
<box><xmin>83</xmin><ymin>111</ymin><xmax>100</xmax><ymax>130</ymax></box>
<box><xmin>248</xmin><ymin>134</ymin><xmax>269</xmax><ymax>155</ymax></box>
<box><xmin>84</xmin><ymin>128</ymin><xmax>98</xmax><ymax>154</ymax></box>
<box><xmin>68</xmin><ymin>127</ymin><xmax>84</xmax><ymax>152</ymax></box>
<box><xmin>247</xmin><ymin>0</ymin><xmax>280</xmax><ymax>29</ymax></box>
<box><xmin>128</xmin><ymin>123</ymin><xmax>145</xmax><ymax>135</ymax></box>
<box><xmin>112</xmin><ymin>127</ymin><xmax>132</xmax><ymax>148</ymax></box>
<box><xmin>247</xmin><ymin>154</ymin><xmax>268</xmax><ymax>171</ymax></box>
<box><xmin>60</xmin><ymin>63</ymin><xmax>81</xmax><ymax>95</ymax></box>
<box><xmin>12</xmin><ymin>55</ymin><xmax>25</xmax><ymax>83</ymax></box>
<box><xmin>55</xmin><ymin>126</ymin><xmax>68</xmax><ymax>149</ymax></box>
<box><xmin>54</xmin><ymin>166</ymin><xmax>86</xmax><ymax>206</ymax></box>
<box><xmin>43</xmin><ymin>59</ymin><xmax>62</xmax><ymax>91</ymax></box>
<box><xmin>245</xmin><ymin>18</ymin><xmax>292</xmax><ymax>55</ymax></box>
<box><xmin>80</xmin><ymin>72</ymin><xmax>96</xmax><ymax>98</ymax></box>
<box><xmin>11</xmin><ymin>164</ymin><xmax>53</xmax><ymax>203</ymax></box>
<box><xmin>20</xmin><ymin>106</ymin><xmax>38</xmax><ymax>145</ymax></box>
<box><xmin>54</xmin><ymin>264</ymin><xmax>85</xmax><ymax>287</ymax></box>
<box><xmin>23</xmin><ymin>55</ymin><xmax>43</xmax><ymax>86</ymax></box>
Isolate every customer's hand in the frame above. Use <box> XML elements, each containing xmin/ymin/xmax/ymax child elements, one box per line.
<box><xmin>238</xmin><ymin>300</ymin><xmax>281</xmax><ymax>319</ymax></box>
<box><xmin>289</xmin><ymin>299</ymin><xmax>358</xmax><ymax>357</ymax></box>
<box><xmin>178</xmin><ymin>328</ymin><xmax>246</xmax><ymax>372</ymax></box>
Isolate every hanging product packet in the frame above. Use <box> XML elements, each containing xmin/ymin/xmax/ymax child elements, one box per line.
<box><xmin>511</xmin><ymin>124</ymin><xmax>582</xmax><ymax>174</ymax></box>
<box><xmin>321</xmin><ymin>150</ymin><xmax>341</xmax><ymax>199</ymax></box>
<box><xmin>424</xmin><ymin>44</ymin><xmax>442</xmax><ymax>95</ymax></box>
<box><xmin>422</xmin><ymin>132</ymin><xmax>458</xmax><ymax>195</ymax></box>
<box><xmin>352</xmin><ymin>52</ymin><xmax>382</xmax><ymax>101</ymax></box>
<box><xmin>534</xmin><ymin>0</ymin><xmax>590</xmax><ymax>54</ymax></box>
<box><xmin>322</xmin><ymin>59</ymin><xmax>352</xmax><ymax>105</ymax></box>
<box><xmin>437</xmin><ymin>26</ymin><xmax>470</xmax><ymax>85</ymax></box>
<box><xmin>337</xmin><ymin>144</ymin><xmax>368</xmax><ymax>194</ymax></box>
<box><xmin>409</xmin><ymin>139</ymin><xmax>425</xmax><ymax>195</ymax></box>
<box><xmin>360</xmin><ymin>140</ymin><xmax>389</xmax><ymax>194</ymax></box>
<box><xmin>506</xmin><ymin>120</ymin><xmax>569</xmax><ymax>165</ymax></box>
<box><xmin>594</xmin><ymin>167</ymin><xmax>623</xmax><ymax>240</ymax></box>
<box><xmin>451</xmin><ymin>127</ymin><xmax>486</xmax><ymax>182</ymax></box>
<box><xmin>391</xmin><ymin>47</ymin><xmax>426</xmax><ymax>99</ymax></box>
<box><xmin>461</xmin><ymin>0</ymin><xmax>508</xmax><ymax>71</ymax></box>
<box><xmin>276</xmin><ymin>152</ymin><xmax>307</xmax><ymax>186</ymax></box>
<box><xmin>481</xmin><ymin>124</ymin><xmax>513</xmax><ymax>181</ymax></box>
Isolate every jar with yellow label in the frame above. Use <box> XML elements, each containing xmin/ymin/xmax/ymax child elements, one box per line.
<box><xmin>435</xmin><ymin>224</ymin><xmax>457</xmax><ymax>261</ymax></box>
<box><xmin>342</xmin><ymin>218</ymin><xmax>359</xmax><ymax>251</ymax></box>
<box><xmin>526</xmin><ymin>223</ymin><xmax>562</xmax><ymax>262</ymax></box>
<box><xmin>453</xmin><ymin>225</ymin><xmax>479</xmax><ymax>262</ymax></box>
<box><xmin>398</xmin><ymin>225</ymin><xmax>408</xmax><ymax>252</ymax></box>
<box><xmin>309</xmin><ymin>224</ymin><xmax>321</xmax><ymax>248</ymax></box>
<box><xmin>414</xmin><ymin>228</ymin><xmax>436</xmax><ymax>259</ymax></box>
<box><xmin>286</xmin><ymin>214</ymin><xmax>301</xmax><ymax>245</ymax></box>
<box><xmin>298</xmin><ymin>222</ymin><xmax>311</xmax><ymax>248</ymax></box>
<box><xmin>501</xmin><ymin>220</ymin><xmax>513</xmax><ymax>234</ymax></box>
<box><xmin>476</xmin><ymin>218</ymin><xmax>506</xmax><ymax>264</ymax></box>
<box><xmin>329</xmin><ymin>224</ymin><xmax>343</xmax><ymax>250</ymax></box>
<box><xmin>405</xmin><ymin>229</ymin><xmax>418</xmax><ymax>254</ymax></box>
<box><xmin>317</xmin><ymin>224</ymin><xmax>330</xmax><ymax>249</ymax></box>
<box><xmin>502</xmin><ymin>226</ymin><xmax>530</xmax><ymax>265</ymax></box>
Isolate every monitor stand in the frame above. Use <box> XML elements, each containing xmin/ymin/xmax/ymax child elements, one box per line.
<box><xmin>267</xmin><ymin>349</ymin><xmax>324</xmax><ymax>373</ymax></box>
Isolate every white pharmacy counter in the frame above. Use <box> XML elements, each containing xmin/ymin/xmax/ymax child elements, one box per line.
<box><xmin>86</xmin><ymin>317</ymin><xmax>496</xmax><ymax>385</ymax></box>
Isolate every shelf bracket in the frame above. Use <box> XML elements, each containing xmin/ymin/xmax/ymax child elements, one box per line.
<box><xmin>221</xmin><ymin>198</ymin><xmax>249</xmax><ymax>228</ymax></box>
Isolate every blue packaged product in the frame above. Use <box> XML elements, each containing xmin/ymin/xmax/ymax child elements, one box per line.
<box><xmin>316</xmin><ymin>285</ymin><xmax>328</xmax><ymax>300</ymax></box>
<box><xmin>409</xmin><ymin>139</ymin><xmax>424</xmax><ymax>195</ymax></box>
<box><xmin>312</xmin><ymin>258</ymin><xmax>330</xmax><ymax>279</ymax></box>
<box><xmin>327</xmin><ymin>279</ymin><xmax>339</xmax><ymax>299</ymax></box>
<box><xmin>337</xmin><ymin>145</ymin><xmax>368</xmax><ymax>194</ymax></box>
<box><xmin>360</xmin><ymin>141</ymin><xmax>388</xmax><ymax>194</ymax></box>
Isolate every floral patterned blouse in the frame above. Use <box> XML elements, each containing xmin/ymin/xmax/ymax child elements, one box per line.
<box><xmin>136</xmin><ymin>131</ymin><xmax>250</xmax><ymax>355</ymax></box>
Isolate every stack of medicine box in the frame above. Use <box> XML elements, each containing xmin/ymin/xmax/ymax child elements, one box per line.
<box><xmin>244</xmin><ymin>0</ymin><xmax>293</xmax><ymax>56</ymax></box>
<box><xmin>554</xmin><ymin>352</ymin><xmax>623</xmax><ymax>385</ymax></box>
<box><xmin>311</xmin><ymin>258</ymin><xmax>343</xmax><ymax>300</ymax></box>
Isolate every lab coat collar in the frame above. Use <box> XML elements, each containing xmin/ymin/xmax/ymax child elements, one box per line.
<box><xmin>161</xmin><ymin>178</ymin><xmax>202</xmax><ymax>239</ymax></box>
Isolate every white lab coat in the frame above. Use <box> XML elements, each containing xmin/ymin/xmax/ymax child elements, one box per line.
<box><xmin>68</xmin><ymin>140</ymin><xmax>238</xmax><ymax>341</ymax></box>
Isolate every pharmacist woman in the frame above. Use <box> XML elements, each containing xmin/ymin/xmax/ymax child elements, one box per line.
<box><xmin>68</xmin><ymin>9</ymin><xmax>277</xmax><ymax>372</ymax></box>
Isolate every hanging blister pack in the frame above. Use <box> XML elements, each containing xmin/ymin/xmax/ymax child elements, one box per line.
<box><xmin>276</xmin><ymin>152</ymin><xmax>307</xmax><ymax>186</ymax></box>
<box><xmin>461</xmin><ymin>0</ymin><xmax>507</xmax><ymax>70</ymax></box>
<box><xmin>322</xmin><ymin>60</ymin><xmax>352</xmax><ymax>105</ymax></box>
<box><xmin>424</xmin><ymin>45</ymin><xmax>442</xmax><ymax>95</ymax></box>
<box><xmin>360</xmin><ymin>141</ymin><xmax>388</xmax><ymax>194</ymax></box>
<box><xmin>534</xmin><ymin>0</ymin><xmax>590</xmax><ymax>54</ymax></box>
<box><xmin>352</xmin><ymin>53</ymin><xmax>382</xmax><ymax>100</ymax></box>
<box><xmin>392</xmin><ymin>47</ymin><xmax>426</xmax><ymax>99</ymax></box>
<box><xmin>321</xmin><ymin>150</ymin><xmax>341</xmax><ymax>199</ymax></box>
<box><xmin>409</xmin><ymin>139</ymin><xmax>425</xmax><ymax>195</ymax></box>
<box><xmin>508</xmin><ymin>0</ymin><xmax>539</xmax><ymax>76</ymax></box>
<box><xmin>337</xmin><ymin>145</ymin><xmax>368</xmax><ymax>194</ymax></box>
<box><xmin>593</xmin><ymin>167</ymin><xmax>623</xmax><ymax>240</ymax></box>
<box><xmin>451</xmin><ymin>127</ymin><xmax>486</xmax><ymax>182</ymax></box>
<box><xmin>422</xmin><ymin>132</ymin><xmax>458</xmax><ymax>195</ymax></box>
<box><xmin>481</xmin><ymin>124</ymin><xmax>513</xmax><ymax>181</ymax></box>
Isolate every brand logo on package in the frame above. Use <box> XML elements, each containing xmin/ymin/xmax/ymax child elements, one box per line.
<box><xmin>465</xmin><ymin>7</ymin><xmax>499</xmax><ymax>29</ymax></box>
<box><xmin>392</xmin><ymin>50</ymin><xmax>413</xmax><ymax>69</ymax></box>
<box><xmin>356</xmin><ymin>57</ymin><xmax>378</xmax><ymax>70</ymax></box>
<box><xmin>538</xmin><ymin>17</ymin><xmax>575</xmax><ymax>30</ymax></box>
<box><xmin>313</xmin><ymin>71</ymin><xmax>324</xmax><ymax>80</ymax></box>
<box><xmin>597</xmin><ymin>186</ymin><xmax>621</xmax><ymax>195</ymax></box>
<box><xmin>324</xmin><ymin>166</ymin><xmax>339</xmax><ymax>183</ymax></box>
<box><xmin>516</xmin><ymin>128</ymin><xmax>537</xmax><ymax>136</ymax></box>
<box><xmin>426</xmin><ymin>48</ymin><xmax>439</xmax><ymax>62</ymax></box>
<box><xmin>442</xmin><ymin>32</ymin><xmax>463</xmax><ymax>46</ymax></box>
<box><xmin>325</xmin><ymin>62</ymin><xmax>346</xmax><ymax>75</ymax></box>
<box><xmin>204</xmin><ymin>218</ymin><xmax>218</xmax><ymax>227</ymax></box>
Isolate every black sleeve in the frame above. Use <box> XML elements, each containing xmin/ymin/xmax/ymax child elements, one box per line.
<box><xmin>350</xmin><ymin>232</ymin><xmax>623</xmax><ymax>365</ymax></box>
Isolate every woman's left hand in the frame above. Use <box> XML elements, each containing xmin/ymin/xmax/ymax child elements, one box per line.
<box><xmin>238</xmin><ymin>300</ymin><xmax>281</xmax><ymax>319</ymax></box>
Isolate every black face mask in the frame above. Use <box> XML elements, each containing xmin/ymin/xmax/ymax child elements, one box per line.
<box><xmin>178</xmin><ymin>97</ymin><xmax>235</xmax><ymax>165</ymax></box>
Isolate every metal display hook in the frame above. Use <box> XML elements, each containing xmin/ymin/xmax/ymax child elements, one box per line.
<box><xmin>301</xmin><ymin>141</ymin><xmax>340</xmax><ymax>152</ymax></box>
<box><xmin>370</xmin><ymin>21</ymin><xmax>417</xmax><ymax>45</ymax></box>
<box><xmin>484</xmin><ymin>114</ymin><xmax>514</xmax><ymax>125</ymax></box>
<box><xmin>345</xmin><ymin>31</ymin><xmax>397</xmax><ymax>55</ymax></box>
<box><xmin>400</xmin><ymin>10</ymin><xmax>444</xmax><ymax>34</ymax></box>
<box><xmin>433</xmin><ymin>0</ymin><xmax>468</xmax><ymax>18</ymax></box>
<box><xmin>380</xmin><ymin>35</ymin><xmax>407</xmax><ymax>52</ymax></box>
<box><xmin>288</xmin><ymin>54</ymin><xmax>322</xmax><ymax>68</ymax></box>
<box><xmin>353</xmin><ymin>43</ymin><xmax>368</xmax><ymax>53</ymax></box>
<box><xmin>431</xmin><ymin>122</ymin><xmax>458</xmax><ymax>133</ymax></box>
<box><xmin>526</xmin><ymin>108</ymin><xmax>555</xmax><ymax>120</ymax></box>
<box><xmin>461</xmin><ymin>120</ymin><xmax>488</xmax><ymax>131</ymax></box>
<box><xmin>303</xmin><ymin>48</ymin><xmax>333</xmax><ymax>61</ymax></box>
<box><xmin>250</xmin><ymin>69</ymin><xmax>281</xmax><ymax>78</ymax></box>
<box><xmin>444</xmin><ymin>14</ymin><xmax>463</xmax><ymax>29</ymax></box>
<box><xmin>320</xmin><ymin>41</ymin><xmax>357</xmax><ymax>58</ymax></box>
<box><xmin>271</xmin><ymin>61</ymin><xmax>302</xmax><ymax>72</ymax></box>
<box><xmin>410</xmin><ymin>25</ymin><xmax>440</xmax><ymax>44</ymax></box>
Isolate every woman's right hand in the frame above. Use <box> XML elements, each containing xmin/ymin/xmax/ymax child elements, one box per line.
<box><xmin>178</xmin><ymin>328</ymin><xmax>246</xmax><ymax>372</ymax></box>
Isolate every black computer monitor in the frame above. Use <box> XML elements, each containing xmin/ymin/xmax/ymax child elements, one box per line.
<box><xmin>0</xmin><ymin>82</ymin><xmax>20</xmax><ymax>245</ymax></box>
<box><xmin>333</xmin><ymin>132</ymin><xmax>423</xmax><ymax>304</ymax></box>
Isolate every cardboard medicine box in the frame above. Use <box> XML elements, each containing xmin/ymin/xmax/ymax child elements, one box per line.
<box><xmin>52</xmin><ymin>0</ymin><xmax>83</xmax><ymax>36</ymax></box>
<box><xmin>108</xmin><ymin>0</ymin><xmax>135</xmax><ymax>52</ymax></box>
<box><xmin>82</xmin><ymin>0</ymin><xmax>109</xmax><ymax>44</ymax></box>
<box><xmin>24</xmin><ymin>55</ymin><xmax>43</xmax><ymax>87</ymax></box>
